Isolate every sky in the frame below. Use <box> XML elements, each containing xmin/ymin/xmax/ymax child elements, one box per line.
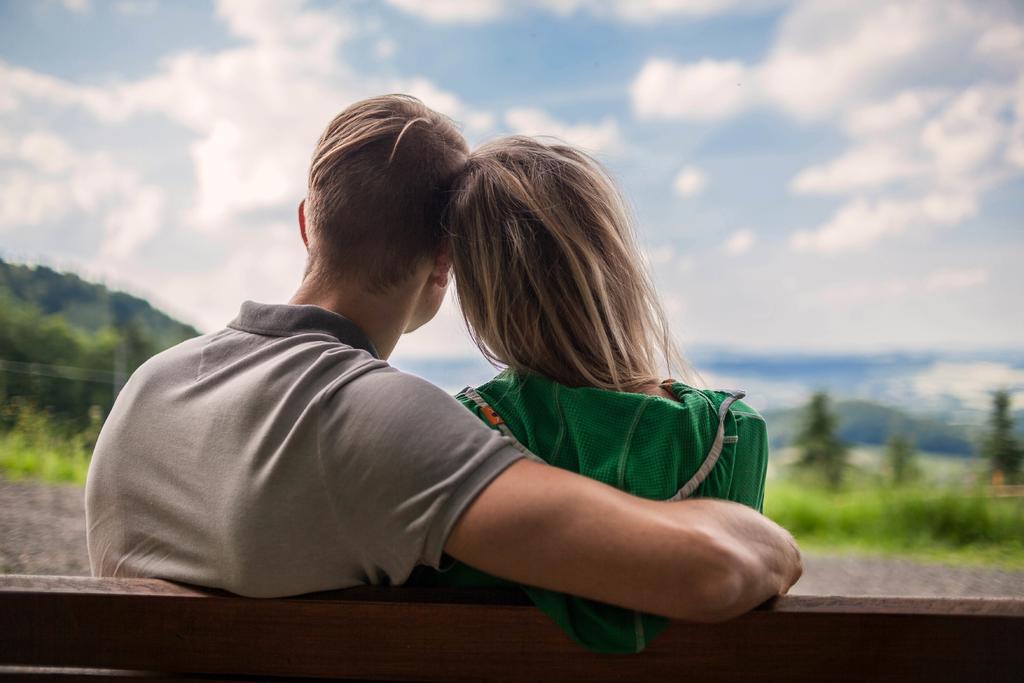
<box><xmin>0</xmin><ymin>0</ymin><xmax>1022</xmax><ymax>368</ymax></box>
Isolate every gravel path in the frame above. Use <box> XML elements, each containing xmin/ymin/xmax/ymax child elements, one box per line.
<box><xmin>2</xmin><ymin>477</ymin><xmax>1023</xmax><ymax>597</ymax></box>
<box><xmin>1</xmin><ymin>477</ymin><xmax>89</xmax><ymax>576</ymax></box>
<box><xmin>790</xmin><ymin>554</ymin><xmax>1024</xmax><ymax>598</ymax></box>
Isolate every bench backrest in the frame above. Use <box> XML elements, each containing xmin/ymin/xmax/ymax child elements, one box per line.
<box><xmin>1</xmin><ymin>575</ymin><xmax>1022</xmax><ymax>681</ymax></box>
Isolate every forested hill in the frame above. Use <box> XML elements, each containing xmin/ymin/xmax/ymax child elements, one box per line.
<box><xmin>763</xmin><ymin>400</ymin><xmax>977</xmax><ymax>457</ymax></box>
<box><xmin>0</xmin><ymin>259</ymin><xmax>198</xmax><ymax>347</ymax></box>
<box><xmin>0</xmin><ymin>259</ymin><xmax>199</xmax><ymax>426</ymax></box>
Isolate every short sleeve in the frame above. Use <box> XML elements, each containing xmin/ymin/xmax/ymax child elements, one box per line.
<box><xmin>315</xmin><ymin>366</ymin><xmax>527</xmax><ymax>584</ymax></box>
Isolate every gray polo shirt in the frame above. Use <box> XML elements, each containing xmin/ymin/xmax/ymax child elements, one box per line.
<box><xmin>85</xmin><ymin>301</ymin><xmax>526</xmax><ymax>597</ymax></box>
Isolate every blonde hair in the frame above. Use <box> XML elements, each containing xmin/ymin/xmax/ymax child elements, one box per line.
<box><xmin>306</xmin><ymin>95</ymin><xmax>468</xmax><ymax>291</ymax></box>
<box><xmin>445</xmin><ymin>136</ymin><xmax>686</xmax><ymax>392</ymax></box>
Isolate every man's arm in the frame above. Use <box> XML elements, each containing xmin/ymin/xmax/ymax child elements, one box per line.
<box><xmin>445</xmin><ymin>460</ymin><xmax>802</xmax><ymax>622</ymax></box>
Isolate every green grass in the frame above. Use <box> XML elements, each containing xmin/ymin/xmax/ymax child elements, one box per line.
<box><xmin>0</xmin><ymin>431</ymin><xmax>90</xmax><ymax>485</ymax></box>
<box><xmin>765</xmin><ymin>480</ymin><xmax>1024</xmax><ymax>569</ymax></box>
<box><xmin>0</xmin><ymin>403</ymin><xmax>93</xmax><ymax>485</ymax></box>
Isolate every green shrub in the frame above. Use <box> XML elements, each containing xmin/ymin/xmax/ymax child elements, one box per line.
<box><xmin>765</xmin><ymin>481</ymin><xmax>1024</xmax><ymax>567</ymax></box>
<box><xmin>0</xmin><ymin>401</ymin><xmax>96</xmax><ymax>485</ymax></box>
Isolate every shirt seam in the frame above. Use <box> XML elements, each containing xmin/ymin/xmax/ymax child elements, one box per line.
<box><xmin>616</xmin><ymin>401</ymin><xmax>649</xmax><ymax>490</ymax></box>
<box><xmin>228</xmin><ymin>323</ymin><xmax>352</xmax><ymax>341</ymax></box>
<box><xmin>550</xmin><ymin>382</ymin><xmax>566</xmax><ymax>463</ymax></box>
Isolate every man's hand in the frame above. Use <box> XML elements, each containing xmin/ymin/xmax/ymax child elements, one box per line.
<box><xmin>446</xmin><ymin>459</ymin><xmax>802</xmax><ymax>622</ymax></box>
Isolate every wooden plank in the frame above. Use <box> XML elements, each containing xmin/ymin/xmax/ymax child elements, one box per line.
<box><xmin>1</xmin><ymin>576</ymin><xmax>1022</xmax><ymax>681</ymax></box>
<box><xmin>0</xmin><ymin>667</ymin><xmax>170</xmax><ymax>680</ymax></box>
<box><xmin>0</xmin><ymin>575</ymin><xmax>531</xmax><ymax>605</ymax></box>
<box><xmin>3</xmin><ymin>575</ymin><xmax>1021</xmax><ymax>616</ymax></box>
<box><xmin>0</xmin><ymin>667</ymin><xmax>286</xmax><ymax>682</ymax></box>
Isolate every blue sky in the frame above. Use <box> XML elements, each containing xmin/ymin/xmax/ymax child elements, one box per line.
<box><xmin>1</xmin><ymin>0</ymin><xmax>1022</xmax><ymax>368</ymax></box>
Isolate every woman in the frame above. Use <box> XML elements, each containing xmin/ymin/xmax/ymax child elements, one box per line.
<box><xmin>423</xmin><ymin>137</ymin><xmax>769</xmax><ymax>653</ymax></box>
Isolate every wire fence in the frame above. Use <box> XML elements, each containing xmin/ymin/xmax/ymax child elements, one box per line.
<box><xmin>0</xmin><ymin>359</ymin><xmax>115</xmax><ymax>384</ymax></box>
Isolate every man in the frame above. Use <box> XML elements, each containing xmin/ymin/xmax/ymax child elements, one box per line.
<box><xmin>86</xmin><ymin>95</ymin><xmax>801</xmax><ymax>622</ymax></box>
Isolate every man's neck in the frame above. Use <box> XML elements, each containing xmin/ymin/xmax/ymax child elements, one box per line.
<box><xmin>289</xmin><ymin>277</ymin><xmax>416</xmax><ymax>360</ymax></box>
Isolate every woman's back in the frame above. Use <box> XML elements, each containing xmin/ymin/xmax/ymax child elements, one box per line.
<box><xmin>463</xmin><ymin>372</ymin><xmax>767</xmax><ymax>509</ymax></box>
<box><xmin>420</xmin><ymin>371</ymin><xmax>769</xmax><ymax>653</ymax></box>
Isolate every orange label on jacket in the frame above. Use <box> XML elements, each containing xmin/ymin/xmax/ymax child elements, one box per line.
<box><xmin>482</xmin><ymin>405</ymin><xmax>504</xmax><ymax>426</ymax></box>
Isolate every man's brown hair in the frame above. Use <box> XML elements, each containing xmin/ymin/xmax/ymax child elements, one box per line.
<box><xmin>305</xmin><ymin>95</ymin><xmax>469</xmax><ymax>291</ymax></box>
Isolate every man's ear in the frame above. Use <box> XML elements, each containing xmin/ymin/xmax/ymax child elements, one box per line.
<box><xmin>431</xmin><ymin>243</ymin><xmax>452</xmax><ymax>288</ymax></box>
<box><xmin>298</xmin><ymin>199</ymin><xmax>309</xmax><ymax>249</ymax></box>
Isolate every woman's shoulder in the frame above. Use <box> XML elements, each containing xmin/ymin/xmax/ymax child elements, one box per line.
<box><xmin>461</xmin><ymin>370</ymin><xmax>540</xmax><ymax>411</ymax></box>
<box><xmin>456</xmin><ymin>370</ymin><xmax>557</xmax><ymax>425</ymax></box>
<box><xmin>668</xmin><ymin>383</ymin><xmax>765</xmax><ymax>419</ymax></box>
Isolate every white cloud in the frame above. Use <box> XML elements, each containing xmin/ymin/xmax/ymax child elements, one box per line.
<box><xmin>1</xmin><ymin>1</ymin><xmax>357</xmax><ymax>230</ymax></box>
<box><xmin>385</xmin><ymin>0</ymin><xmax>508</xmax><ymax>24</ymax></box>
<box><xmin>0</xmin><ymin>172</ymin><xmax>68</xmax><ymax>227</ymax></box>
<box><xmin>817</xmin><ymin>278</ymin><xmax>911</xmax><ymax>307</ymax></box>
<box><xmin>924</xmin><ymin>267</ymin><xmax>989</xmax><ymax>292</ymax></box>
<box><xmin>503</xmin><ymin>107</ymin><xmax>622</xmax><ymax>154</ymax></box>
<box><xmin>791</xmin><ymin>79</ymin><xmax>1019</xmax><ymax>252</ymax></box>
<box><xmin>842</xmin><ymin>89</ymin><xmax>948</xmax><ymax>137</ymax></box>
<box><xmin>791</xmin><ymin>144</ymin><xmax>922</xmax><ymax>195</ymax></box>
<box><xmin>1</xmin><ymin>0</ymin><xmax>493</xmax><ymax>234</ymax></box>
<box><xmin>756</xmin><ymin>1</ymin><xmax>935</xmax><ymax>121</ymax></box>
<box><xmin>374</xmin><ymin>38</ymin><xmax>396</xmax><ymax>59</ymax></box>
<box><xmin>920</xmin><ymin>83</ymin><xmax>1010</xmax><ymax>182</ymax></box>
<box><xmin>975</xmin><ymin>23</ymin><xmax>1024</xmax><ymax>65</ymax></box>
<box><xmin>592</xmin><ymin>0</ymin><xmax>781</xmax><ymax>23</ymax></box>
<box><xmin>672</xmin><ymin>165</ymin><xmax>707</xmax><ymax>197</ymax></box>
<box><xmin>100</xmin><ymin>186</ymin><xmax>164</xmax><ymax>262</ymax></box>
<box><xmin>630</xmin><ymin>1</ymin><xmax>1022</xmax><ymax>123</ymax></box>
<box><xmin>817</xmin><ymin>267</ymin><xmax>989</xmax><ymax>307</ymax></box>
<box><xmin>18</xmin><ymin>131</ymin><xmax>77</xmax><ymax>174</ymax></box>
<box><xmin>0</xmin><ymin>131</ymin><xmax>163</xmax><ymax>263</ymax></box>
<box><xmin>624</xmin><ymin>2</ymin><xmax>1024</xmax><ymax>349</ymax></box>
<box><xmin>632</xmin><ymin>2</ymin><xmax>1023</xmax><ymax>259</ymax></box>
<box><xmin>155</xmin><ymin>222</ymin><xmax>306</xmax><ymax>332</ymax></box>
<box><xmin>724</xmin><ymin>229</ymin><xmax>755</xmax><ymax>254</ymax></box>
<box><xmin>768</xmin><ymin>4</ymin><xmax>1024</xmax><ymax>254</ymax></box>
<box><xmin>115</xmin><ymin>1</ymin><xmax>158</xmax><ymax>16</ymax></box>
<box><xmin>0</xmin><ymin>61</ymin><xmax>115</xmax><ymax>117</ymax></box>
<box><xmin>61</xmin><ymin>0</ymin><xmax>90</xmax><ymax>13</ymax></box>
<box><xmin>632</xmin><ymin>59</ymin><xmax>751</xmax><ymax>121</ymax></box>
<box><xmin>644</xmin><ymin>245</ymin><xmax>676</xmax><ymax>267</ymax></box>
<box><xmin>791</xmin><ymin>193</ymin><xmax>977</xmax><ymax>253</ymax></box>
<box><xmin>385</xmin><ymin>0</ymin><xmax>782</xmax><ymax>24</ymax></box>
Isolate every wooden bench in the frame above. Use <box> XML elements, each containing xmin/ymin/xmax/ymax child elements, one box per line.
<box><xmin>1</xmin><ymin>575</ymin><xmax>1022</xmax><ymax>681</ymax></box>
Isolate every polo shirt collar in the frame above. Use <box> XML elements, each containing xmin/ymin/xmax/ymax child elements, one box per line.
<box><xmin>228</xmin><ymin>301</ymin><xmax>380</xmax><ymax>359</ymax></box>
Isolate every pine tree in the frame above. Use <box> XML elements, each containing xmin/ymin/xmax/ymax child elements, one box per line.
<box><xmin>886</xmin><ymin>433</ymin><xmax>917</xmax><ymax>485</ymax></box>
<box><xmin>981</xmin><ymin>390</ymin><xmax>1022</xmax><ymax>484</ymax></box>
<box><xmin>795</xmin><ymin>391</ymin><xmax>848</xmax><ymax>489</ymax></box>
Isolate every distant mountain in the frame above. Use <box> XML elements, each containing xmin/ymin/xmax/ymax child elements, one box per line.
<box><xmin>689</xmin><ymin>348</ymin><xmax>1024</xmax><ymax>424</ymax></box>
<box><xmin>395</xmin><ymin>351</ymin><xmax>1024</xmax><ymax>455</ymax></box>
<box><xmin>0</xmin><ymin>258</ymin><xmax>198</xmax><ymax>348</ymax></box>
<box><xmin>762</xmin><ymin>399</ymin><xmax>978</xmax><ymax>457</ymax></box>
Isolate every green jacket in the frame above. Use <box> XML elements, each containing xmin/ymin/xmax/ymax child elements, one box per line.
<box><xmin>419</xmin><ymin>371</ymin><xmax>769</xmax><ymax>653</ymax></box>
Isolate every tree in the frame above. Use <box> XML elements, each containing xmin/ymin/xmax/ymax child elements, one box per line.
<box><xmin>981</xmin><ymin>390</ymin><xmax>1022</xmax><ymax>485</ymax></box>
<box><xmin>795</xmin><ymin>391</ymin><xmax>848</xmax><ymax>489</ymax></box>
<box><xmin>885</xmin><ymin>433</ymin><xmax>918</xmax><ymax>485</ymax></box>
